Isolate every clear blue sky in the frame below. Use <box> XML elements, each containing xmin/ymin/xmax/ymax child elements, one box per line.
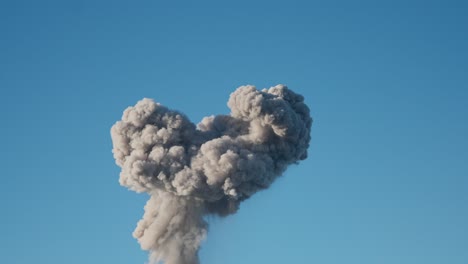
<box><xmin>1</xmin><ymin>1</ymin><xmax>467</xmax><ymax>263</ymax></box>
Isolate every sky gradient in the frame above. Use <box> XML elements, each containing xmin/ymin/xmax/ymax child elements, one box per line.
<box><xmin>1</xmin><ymin>1</ymin><xmax>467</xmax><ymax>263</ymax></box>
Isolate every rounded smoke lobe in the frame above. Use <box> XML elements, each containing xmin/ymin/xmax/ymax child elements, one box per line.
<box><xmin>111</xmin><ymin>85</ymin><xmax>312</xmax><ymax>264</ymax></box>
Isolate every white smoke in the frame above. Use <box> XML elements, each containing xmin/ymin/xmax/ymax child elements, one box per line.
<box><xmin>111</xmin><ymin>85</ymin><xmax>312</xmax><ymax>264</ymax></box>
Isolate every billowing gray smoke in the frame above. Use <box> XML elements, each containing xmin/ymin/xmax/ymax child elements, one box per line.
<box><xmin>111</xmin><ymin>85</ymin><xmax>312</xmax><ymax>264</ymax></box>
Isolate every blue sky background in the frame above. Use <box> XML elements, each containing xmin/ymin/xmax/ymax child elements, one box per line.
<box><xmin>1</xmin><ymin>1</ymin><xmax>467</xmax><ymax>263</ymax></box>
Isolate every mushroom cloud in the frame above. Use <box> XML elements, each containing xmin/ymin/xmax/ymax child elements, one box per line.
<box><xmin>111</xmin><ymin>84</ymin><xmax>312</xmax><ymax>264</ymax></box>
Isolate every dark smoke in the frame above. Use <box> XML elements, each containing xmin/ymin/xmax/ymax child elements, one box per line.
<box><xmin>111</xmin><ymin>85</ymin><xmax>312</xmax><ymax>264</ymax></box>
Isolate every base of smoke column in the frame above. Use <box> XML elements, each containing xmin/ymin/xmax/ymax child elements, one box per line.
<box><xmin>133</xmin><ymin>192</ymin><xmax>207</xmax><ymax>264</ymax></box>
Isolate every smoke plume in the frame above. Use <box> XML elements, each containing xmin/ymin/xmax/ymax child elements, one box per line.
<box><xmin>111</xmin><ymin>85</ymin><xmax>312</xmax><ymax>264</ymax></box>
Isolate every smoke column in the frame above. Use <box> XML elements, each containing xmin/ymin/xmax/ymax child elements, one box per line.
<box><xmin>111</xmin><ymin>85</ymin><xmax>312</xmax><ymax>264</ymax></box>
